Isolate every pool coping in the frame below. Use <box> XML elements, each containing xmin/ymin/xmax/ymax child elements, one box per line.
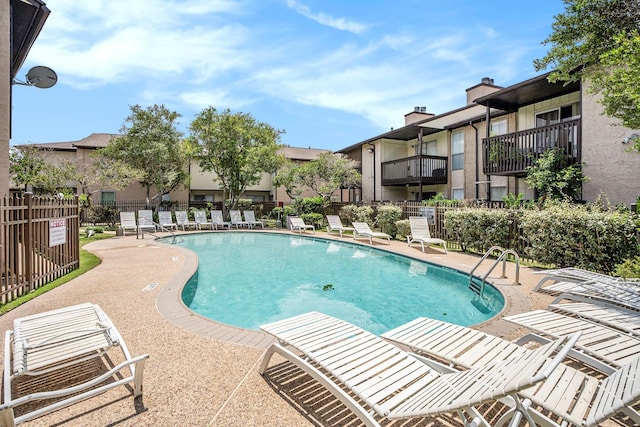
<box><xmin>155</xmin><ymin>229</ymin><xmax>532</xmax><ymax>348</ymax></box>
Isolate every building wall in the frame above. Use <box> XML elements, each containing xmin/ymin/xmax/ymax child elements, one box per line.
<box><xmin>0</xmin><ymin>1</ymin><xmax>9</xmax><ymax>196</ymax></box>
<box><xmin>581</xmin><ymin>88</ymin><xmax>640</xmax><ymax>206</ymax></box>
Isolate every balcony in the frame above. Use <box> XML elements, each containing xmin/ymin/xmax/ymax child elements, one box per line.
<box><xmin>482</xmin><ymin>119</ymin><xmax>581</xmax><ymax>176</ymax></box>
<box><xmin>381</xmin><ymin>155</ymin><xmax>448</xmax><ymax>186</ymax></box>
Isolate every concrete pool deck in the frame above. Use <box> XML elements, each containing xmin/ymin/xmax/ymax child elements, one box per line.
<box><xmin>0</xmin><ymin>229</ymin><xmax>563</xmax><ymax>426</ymax></box>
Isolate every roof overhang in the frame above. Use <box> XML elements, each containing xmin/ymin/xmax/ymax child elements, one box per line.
<box><xmin>474</xmin><ymin>72</ymin><xmax>581</xmax><ymax>111</ymax></box>
<box><xmin>11</xmin><ymin>0</ymin><xmax>50</xmax><ymax>79</ymax></box>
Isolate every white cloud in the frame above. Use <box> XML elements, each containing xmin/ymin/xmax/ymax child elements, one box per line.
<box><xmin>286</xmin><ymin>0</ymin><xmax>368</xmax><ymax>34</ymax></box>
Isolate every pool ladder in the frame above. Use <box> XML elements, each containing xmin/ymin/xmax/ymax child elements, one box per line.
<box><xmin>469</xmin><ymin>246</ymin><xmax>520</xmax><ymax>299</ymax></box>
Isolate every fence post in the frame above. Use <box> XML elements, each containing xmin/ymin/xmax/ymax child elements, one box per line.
<box><xmin>24</xmin><ymin>193</ymin><xmax>33</xmax><ymax>291</ymax></box>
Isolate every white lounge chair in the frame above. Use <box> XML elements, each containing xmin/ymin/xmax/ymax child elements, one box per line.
<box><xmin>194</xmin><ymin>210</ymin><xmax>213</xmax><ymax>230</ymax></box>
<box><xmin>533</xmin><ymin>267</ymin><xmax>640</xmax><ymax>294</ymax></box>
<box><xmin>289</xmin><ymin>217</ymin><xmax>314</xmax><ymax>234</ymax></box>
<box><xmin>119</xmin><ymin>211</ymin><xmax>138</xmax><ymax>236</ymax></box>
<box><xmin>549</xmin><ymin>293</ymin><xmax>640</xmax><ymax>337</ymax></box>
<box><xmin>210</xmin><ymin>210</ymin><xmax>231</xmax><ymax>229</ymax></box>
<box><xmin>326</xmin><ymin>215</ymin><xmax>354</xmax><ymax>237</ymax></box>
<box><xmin>229</xmin><ymin>210</ymin><xmax>250</xmax><ymax>228</ymax></box>
<box><xmin>383</xmin><ymin>317</ymin><xmax>640</xmax><ymax>426</ymax></box>
<box><xmin>352</xmin><ymin>221</ymin><xmax>390</xmax><ymax>245</ymax></box>
<box><xmin>157</xmin><ymin>211</ymin><xmax>177</xmax><ymax>231</ymax></box>
<box><xmin>407</xmin><ymin>216</ymin><xmax>447</xmax><ymax>253</ymax></box>
<box><xmin>0</xmin><ymin>303</ymin><xmax>148</xmax><ymax>426</ymax></box>
<box><xmin>259</xmin><ymin>311</ymin><xmax>579</xmax><ymax>427</ymax></box>
<box><xmin>175</xmin><ymin>210</ymin><xmax>197</xmax><ymax>231</ymax></box>
<box><xmin>504</xmin><ymin>309</ymin><xmax>640</xmax><ymax>368</ymax></box>
<box><xmin>243</xmin><ymin>210</ymin><xmax>264</xmax><ymax>228</ymax></box>
<box><xmin>137</xmin><ymin>209</ymin><xmax>156</xmax><ymax>233</ymax></box>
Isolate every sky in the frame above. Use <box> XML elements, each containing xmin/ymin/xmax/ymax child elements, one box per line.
<box><xmin>11</xmin><ymin>0</ymin><xmax>567</xmax><ymax>152</ymax></box>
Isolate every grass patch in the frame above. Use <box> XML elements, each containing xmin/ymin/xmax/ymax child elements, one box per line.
<box><xmin>0</xmin><ymin>232</ymin><xmax>114</xmax><ymax>315</ymax></box>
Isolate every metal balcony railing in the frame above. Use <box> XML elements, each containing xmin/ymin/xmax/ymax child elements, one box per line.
<box><xmin>482</xmin><ymin>118</ymin><xmax>581</xmax><ymax>176</ymax></box>
<box><xmin>381</xmin><ymin>155</ymin><xmax>448</xmax><ymax>186</ymax></box>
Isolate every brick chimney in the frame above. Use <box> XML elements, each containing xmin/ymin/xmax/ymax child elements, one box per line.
<box><xmin>466</xmin><ymin>77</ymin><xmax>501</xmax><ymax>105</ymax></box>
<box><xmin>405</xmin><ymin>106</ymin><xmax>434</xmax><ymax>125</ymax></box>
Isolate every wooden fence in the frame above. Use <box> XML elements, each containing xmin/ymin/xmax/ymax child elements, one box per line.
<box><xmin>1</xmin><ymin>194</ymin><xmax>79</xmax><ymax>304</ymax></box>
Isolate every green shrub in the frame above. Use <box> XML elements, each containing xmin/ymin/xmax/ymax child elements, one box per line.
<box><xmin>86</xmin><ymin>205</ymin><xmax>118</xmax><ymax>226</ymax></box>
<box><xmin>301</xmin><ymin>213</ymin><xmax>323</xmax><ymax>229</ymax></box>
<box><xmin>519</xmin><ymin>202</ymin><xmax>639</xmax><ymax>272</ymax></box>
<box><xmin>613</xmin><ymin>256</ymin><xmax>640</xmax><ymax>279</ymax></box>
<box><xmin>444</xmin><ymin>208</ymin><xmax>513</xmax><ymax>252</ymax></box>
<box><xmin>339</xmin><ymin>205</ymin><xmax>373</xmax><ymax>224</ymax></box>
<box><xmin>375</xmin><ymin>204</ymin><xmax>403</xmax><ymax>236</ymax></box>
<box><xmin>296</xmin><ymin>196</ymin><xmax>325</xmax><ymax>214</ymax></box>
<box><xmin>395</xmin><ymin>219</ymin><xmax>410</xmax><ymax>239</ymax></box>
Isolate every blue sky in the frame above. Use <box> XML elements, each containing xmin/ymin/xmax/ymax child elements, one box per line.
<box><xmin>11</xmin><ymin>0</ymin><xmax>566</xmax><ymax>152</ymax></box>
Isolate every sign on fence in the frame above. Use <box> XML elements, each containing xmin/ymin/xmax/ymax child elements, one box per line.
<box><xmin>49</xmin><ymin>219</ymin><xmax>67</xmax><ymax>246</ymax></box>
<box><xmin>418</xmin><ymin>206</ymin><xmax>436</xmax><ymax>225</ymax></box>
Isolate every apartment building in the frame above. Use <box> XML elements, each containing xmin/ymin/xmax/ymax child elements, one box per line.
<box><xmin>338</xmin><ymin>73</ymin><xmax>640</xmax><ymax>207</ymax></box>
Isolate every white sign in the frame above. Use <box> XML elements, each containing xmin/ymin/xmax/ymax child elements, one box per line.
<box><xmin>49</xmin><ymin>219</ymin><xmax>66</xmax><ymax>247</ymax></box>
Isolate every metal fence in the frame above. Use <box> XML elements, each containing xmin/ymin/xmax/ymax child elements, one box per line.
<box><xmin>1</xmin><ymin>194</ymin><xmax>80</xmax><ymax>304</ymax></box>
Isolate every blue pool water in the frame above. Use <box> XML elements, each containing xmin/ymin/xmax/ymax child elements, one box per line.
<box><xmin>169</xmin><ymin>232</ymin><xmax>504</xmax><ymax>335</ymax></box>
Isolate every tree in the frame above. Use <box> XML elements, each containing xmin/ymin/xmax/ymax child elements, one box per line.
<box><xmin>99</xmin><ymin>104</ymin><xmax>189</xmax><ymax>208</ymax></box>
<box><xmin>525</xmin><ymin>148</ymin><xmax>589</xmax><ymax>202</ymax></box>
<box><xmin>76</xmin><ymin>151</ymin><xmax>139</xmax><ymax>206</ymax></box>
<box><xmin>188</xmin><ymin>107</ymin><xmax>285</xmax><ymax>211</ymax></box>
<box><xmin>9</xmin><ymin>145</ymin><xmax>76</xmax><ymax>195</ymax></box>
<box><xmin>296</xmin><ymin>152</ymin><xmax>361</xmax><ymax>202</ymax></box>
<box><xmin>534</xmin><ymin>0</ymin><xmax>640</xmax><ymax>140</ymax></box>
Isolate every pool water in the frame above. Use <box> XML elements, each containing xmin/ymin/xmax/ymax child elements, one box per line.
<box><xmin>170</xmin><ymin>232</ymin><xmax>504</xmax><ymax>335</ymax></box>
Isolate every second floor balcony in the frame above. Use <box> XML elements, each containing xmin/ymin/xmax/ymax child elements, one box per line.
<box><xmin>381</xmin><ymin>155</ymin><xmax>448</xmax><ymax>186</ymax></box>
<box><xmin>482</xmin><ymin>118</ymin><xmax>581</xmax><ymax>176</ymax></box>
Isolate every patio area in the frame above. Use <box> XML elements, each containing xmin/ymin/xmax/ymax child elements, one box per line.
<box><xmin>0</xmin><ymin>229</ymin><xmax>574</xmax><ymax>426</ymax></box>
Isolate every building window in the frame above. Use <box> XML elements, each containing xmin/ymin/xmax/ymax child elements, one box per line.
<box><xmin>452</xmin><ymin>188</ymin><xmax>464</xmax><ymax>200</ymax></box>
<box><xmin>415</xmin><ymin>140</ymin><xmax>437</xmax><ymax>156</ymax></box>
<box><xmin>100</xmin><ymin>191</ymin><xmax>115</xmax><ymax>206</ymax></box>
<box><xmin>490</xmin><ymin>186</ymin><xmax>507</xmax><ymax>202</ymax></box>
<box><xmin>451</xmin><ymin>131</ymin><xmax>464</xmax><ymax>170</ymax></box>
<box><xmin>490</xmin><ymin>119</ymin><xmax>507</xmax><ymax>136</ymax></box>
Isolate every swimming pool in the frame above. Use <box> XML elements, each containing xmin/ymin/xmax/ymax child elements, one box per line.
<box><xmin>170</xmin><ymin>232</ymin><xmax>504</xmax><ymax>335</ymax></box>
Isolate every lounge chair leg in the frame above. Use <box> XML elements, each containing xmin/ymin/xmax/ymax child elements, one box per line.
<box><xmin>133</xmin><ymin>358</ymin><xmax>147</xmax><ymax>397</ymax></box>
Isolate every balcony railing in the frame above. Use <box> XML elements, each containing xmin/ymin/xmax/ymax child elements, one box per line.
<box><xmin>381</xmin><ymin>155</ymin><xmax>448</xmax><ymax>186</ymax></box>
<box><xmin>482</xmin><ymin>118</ymin><xmax>581</xmax><ymax>176</ymax></box>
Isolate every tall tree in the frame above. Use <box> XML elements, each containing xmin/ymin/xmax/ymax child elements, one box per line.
<box><xmin>9</xmin><ymin>146</ymin><xmax>76</xmax><ymax>195</ymax></box>
<box><xmin>525</xmin><ymin>148</ymin><xmax>589</xmax><ymax>202</ymax></box>
<box><xmin>76</xmin><ymin>151</ymin><xmax>140</xmax><ymax>206</ymax></box>
<box><xmin>534</xmin><ymin>0</ymin><xmax>640</xmax><ymax>148</ymax></box>
<box><xmin>188</xmin><ymin>107</ymin><xmax>285</xmax><ymax>211</ymax></box>
<box><xmin>275</xmin><ymin>152</ymin><xmax>361</xmax><ymax>203</ymax></box>
<box><xmin>100</xmin><ymin>104</ymin><xmax>189</xmax><ymax>208</ymax></box>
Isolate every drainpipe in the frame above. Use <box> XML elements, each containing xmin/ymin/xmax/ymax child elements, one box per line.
<box><xmin>367</xmin><ymin>143</ymin><xmax>376</xmax><ymax>201</ymax></box>
<box><xmin>485</xmin><ymin>103</ymin><xmax>492</xmax><ymax>201</ymax></box>
<box><xmin>470</xmin><ymin>121</ymin><xmax>479</xmax><ymax>200</ymax></box>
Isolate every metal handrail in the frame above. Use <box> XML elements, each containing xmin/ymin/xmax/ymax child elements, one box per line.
<box><xmin>469</xmin><ymin>246</ymin><xmax>520</xmax><ymax>299</ymax></box>
<box><xmin>139</xmin><ymin>221</ymin><xmax>179</xmax><ymax>243</ymax></box>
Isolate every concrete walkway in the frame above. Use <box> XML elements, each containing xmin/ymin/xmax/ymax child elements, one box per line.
<box><xmin>0</xmin><ymin>230</ymin><xmax>556</xmax><ymax>426</ymax></box>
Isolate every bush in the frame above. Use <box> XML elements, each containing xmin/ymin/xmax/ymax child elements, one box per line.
<box><xmin>519</xmin><ymin>202</ymin><xmax>639</xmax><ymax>272</ymax></box>
<box><xmin>395</xmin><ymin>219</ymin><xmax>410</xmax><ymax>239</ymax></box>
<box><xmin>613</xmin><ymin>256</ymin><xmax>640</xmax><ymax>279</ymax></box>
<box><xmin>444</xmin><ymin>208</ymin><xmax>514</xmax><ymax>252</ymax></box>
<box><xmin>296</xmin><ymin>196</ymin><xmax>325</xmax><ymax>214</ymax></box>
<box><xmin>301</xmin><ymin>213</ymin><xmax>323</xmax><ymax>229</ymax></box>
<box><xmin>375</xmin><ymin>204</ymin><xmax>403</xmax><ymax>236</ymax></box>
<box><xmin>339</xmin><ymin>205</ymin><xmax>373</xmax><ymax>224</ymax></box>
<box><xmin>86</xmin><ymin>205</ymin><xmax>118</xmax><ymax>226</ymax></box>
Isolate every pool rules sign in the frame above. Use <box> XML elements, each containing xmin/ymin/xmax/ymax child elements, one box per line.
<box><xmin>49</xmin><ymin>219</ymin><xmax>66</xmax><ymax>247</ymax></box>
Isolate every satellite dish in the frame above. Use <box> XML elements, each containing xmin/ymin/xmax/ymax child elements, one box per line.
<box><xmin>25</xmin><ymin>66</ymin><xmax>58</xmax><ymax>88</ymax></box>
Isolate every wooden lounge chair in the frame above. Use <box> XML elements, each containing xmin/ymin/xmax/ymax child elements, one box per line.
<box><xmin>326</xmin><ymin>215</ymin><xmax>354</xmax><ymax>237</ymax></box>
<box><xmin>229</xmin><ymin>210</ymin><xmax>250</xmax><ymax>229</ymax></box>
<box><xmin>259</xmin><ymin>311</ymin><xmax>580</xmax><ymax>427</ymax></box>
<box><xmin>157</xmin><ymin>211</ymin><xmax>177</xmax><ymax>231</ymax></box>
<box><xmin>289</xmin><ymin>217</ymin><xmax>314</xmax><ymax>234</ymax></box>
<box><xmin>352</xmin><ymin>221</ymin><xmax>390</xmax><ymax>245</ymax></box>
<box><xmin>383</xmin><ymin>317</ymin><xmax>640</xmax><ymax>426</ymax></box>
<box><xmin>406</xmin><ymin>216</ymin><xmax>447</xmax><ymax>253</ymax></box>
<box><xmin>504</xmin><ymin>309</ymin><xmax>640</xmax><ymax>368</ymax></box>
<box><xmin>0</xmin><ymin>303</ymin><xmax>148</xmax><ymax>426</ymax></box>
<box><xmin>175</xmin><ymin>210</ymin><xmax>197</xmax><ymax>231</ymax></box>
<box><xmin>243</xmin><ymin>210</ymin><xmax>264</xmax><ymax>228</ymax></box>
<box><xmin>210</xmin><ymin>210</ymin><xmax>231</xmax><ymax>229</ymax></box>
<box><xmin>194</xmin><ymin>210</ymin><xmax>213</xmax><ymax>230</ymax></box>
